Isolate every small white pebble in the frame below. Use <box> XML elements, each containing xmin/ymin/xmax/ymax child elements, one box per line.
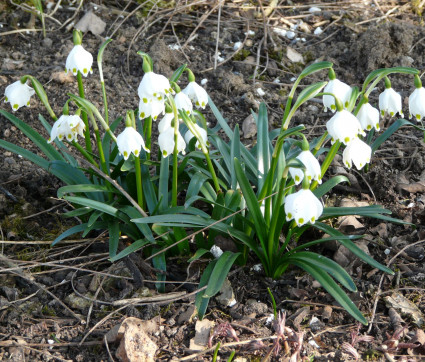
<box><xmin>290</xmin><ymin>77</ymin><xmax>297</xmax><ymax>82</ymax></box>
<box><xmin>384</xmin><ymin>248</ymin><xmax>391</xmax><ymax>255</ymax></box>
<box><xmin>168</xmin><ymin>44</ymin><xmax>180</xmax><ymax>50</ymax></box>
<box><xmin>309</xmin><ymin>6</ymin><xmax>321</xmax><ymax>13</ymax></box>
<box><xmin>94</xmin><ymin>6</ymin><xmax>98</xmax><ymax>10</ymax></box>
<box><xmin>214</xmin><ymin>53</ymin><xmax>224</xmax><ymax>62</ymax></box>
<box><xmin>314</xmin><ymin>27</ymin><xmax>323</xmax><ymax>35</ymax></box>
<box><xmin>273</xmin><ymin>27</ymin><xmax>287</xmax><ymax>38</ymax></box>
<box><xmin>245</xmin><ymin>30</ymin><xmax>255</xmax><ymax>36</ymax></box>
<box><xmin>233</xmin><ymin>41</ymin><xmax>243</xmax><ymax>51</ymax></box>
<box><xmin>286</xmin><ymin>31</ymin><xmax>296</xmax><ymax>40</ymax></box>
<box><xmin>210</xmin><ymin>245</ymin><xmax>223</xmax><ymax>259</ymax></box>
<box><xmin>251</xmin><ymin>264</ymin><xmax>262</xmax><ymax>272</ymax></box>
<box><xmin>200</xmin><ymin>78</ymin><xmax>208</xmax><ymax>85</ymax></box>
<box><xmin>308</xmin><ymin>339</ymin><xmax>321</xmax><ymax>348</ymax></box>
<box><xmin>301</xmin><ymin>38</ymin><xmax>306</xmax><ymax>42</ymax></box>
<box><xmin>407</xmin><ymin>202</ymin><xmax>415</xmax><ymax>208</ymax></box>
<box><xmin>256</xmin><ymin>88</ymin><xmax>266</xmax><ymax>96</ymax></box>
<box><xmin>228</xmin><ymin>298</ymin><xmax>237</xmax><ymax>307</ymax></box>
<box><xmin>265</xmin><ymin>313</ymin><xmax>275</xmax><ymax>325</ymax></box>
<box><xmin>273</xmin><ymin>78</ymin><xmax>280</xmax><ymax>84</ymax></box>
<box><xmin>309</xmin><ymin>316</ymin><xmax>320</xmax><ymax>326</ymax></box>
<box><xmin>48</xmin><ymin>340</ymin><xmax>54</xmax><ymax>350</ymax></box>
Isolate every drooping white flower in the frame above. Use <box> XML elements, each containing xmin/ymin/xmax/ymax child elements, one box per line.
<box><xmin>182</xmin><ymin>81</ymin><xmax>209</xmax><ymax>109</ymax></box>
<box><xmin>4</xmin><ymin>80</ymin><xmax>35</xmax><ymax>111</ymax></box>
<box><xmin>116</xmin><ymin>127</ymin><xmax>149</xmax><ymax>160</ymax></box>
<box><xmin>326</xmin><ymin>110</ymin><xmax>365</xmax><ymax>145</ymax></box>
<box><xmin>184</xmin><ymin>124</ymin><xmax>208</xmax><ymax>149</ymax></box>
<box><xmin>356</xmin><ymin>103</ymin><xmax>380</xmax><ymax>131</ymax></box>
<box><xmin>48</xmin><ymin>115</ymin><xmax>85</xmax><ymax>143</ymax></box>
<box><xmin>158</xmin><ymin>127</ymin><xmax>186</xmax><ymax>157</ymax></box>
<box><xmin>174</xmin><ymin>92</ymin><xmax>193</xmax><ymax>115</ymax></box>
<box><xmin>379</xmin><ymin>88</ymin><xmax>403</xmax><ymax>117</ymax></box>
<box><xmin>343</xmin><ymin>137</ymin><xmax>372</xmax><ymax>170</ymax></box>
<box><xmin>323</xmin><ymin>79</ymin><xmax>352</xmax><ymax>112</ymax></box>
<box><xmin>289</xmin><ymin>150</ymin><xmax>322</xmax><ymax>185</ymax></box>
<box><xmin>284</xmin><ymin>189</ymin><xmax>323</xmax><ymax>227</ymax></box>
<box><xmin>408</xmin><ymin>87</ymin><xmax>425</xmax><ymax>121</ymax></box>
<box><xmin>158</xmin><ymin>112</ymin><xmax>174</xmax><ymax>133</ymax></box>
<box><xmin>138</xmin><ymin>97</ymin><xmax>165</xmax><ymax>120</ymax></box>
<box><xmin>65</xmin><ymin>45</ymin><xmax>93</xmax><ymax>77</ymax></box>
<box><xmin>138</xmin><ymin>72</ymin><xmax>172</xmax><ymax>102</ymax></box>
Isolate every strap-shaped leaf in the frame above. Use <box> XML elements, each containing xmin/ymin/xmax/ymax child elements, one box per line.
<box><xmin>362</xmin><ymin>67</ymin><xmax>419</xmax><ymax>93</ymax></box>
<box><xmin>314</xmin><ymin>222</ymin><xmax>393</xmax><ymax>274</ymax></box>
<box><xmin>158</xmin><ymin>155</ymin><xmax>169</xmax><ymax>211</ymax></box>
<box><xmin>64</xmin><ymin>196</ymin><xmax>120</xmax><ymax>218</ymax></box>
<box><xmin>195</xmin><ymin>261</ymin><xmax>216</xmax><ymax>320</ymax></box>
<box><xmin>371</xmin><ymin>118</ymin><xmax>421</xmax><ymax>152</ymax></box>
<box><xmin>203</xmin><ymin>251</ymin><xmax>240</xmax><ymax>298</ymax></box>
<box><xmin>256</xmin><ymin>103</ymin><xmax>270</xmax><ymax>192</ymax></box>
<box><xmin>290</xmin><ymin>258</ymin><xmax>367</xmax><ymax>325</ymax></box>
<box><xmin>293</xmin><ymin>81</ymin><xmax>327</xmax><ymax>110</ymax></box>
<box><xmin>108</xmin><ymin>220</ymin><xmax>120</xmax><ymax>258</ymax></box>
<box><xmin>234</xmin><ymin>158</ymin><xmax>268</xmax><ymax>250</ymax></box>
<box><xmin>0</xmin><ymin>109</ymin><xmax>64</xmax><ymax>161</ymax></box>
<box><xmin>58</xmin><ymin>184</ymin><xmax>114</xmax><ymax>198</ymax></box>
<box><xmin>299</xmin><ymin>61</ymin><xmax>333</xmax><ymax>78</ymax></box>
<box><xmin>321</xmin><ymin>205</ymin><xmax>391</xmax><ymax>218</ymax></box>
<box><xmin>0</xmin><ymin>139</ymin><xmax>49</xmax><ymax>170</ymax></box>
<box><xmin>109</xmin><ymin>239</ymin><xmax>151</xmax><ymax>262</ymax></box>
<box><xmin>230</xmin><ymin>125</ymin><xmax>241</xmax><ymax>190</ymax></box>
<box><xmin>52</xmin><ymin>221</ymin><xmax>107</xmax><ymax>246</ymax></box>
<box><xmin>313</xmin><ymin>175</ymin><xmax>349</xmax><ymax>198</ymax></box>
<box><xmin>285</xmin><ymin>251</ymin><xmax>356</xmax><ymax>291</ymax></box>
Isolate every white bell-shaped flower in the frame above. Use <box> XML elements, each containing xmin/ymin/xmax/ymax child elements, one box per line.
<box><xmin>184</xmin><ymin>124</ymin><xmax>208</xmax><ymax>149</ymax></box>
<box><xmin>116</xmin><ymin>127</ymin><xmax>149</xmax><ymax>160</ymax></box>
<box><xmin>326</xmin><ymin>110</ymin><xmax>365</xmax><ymax>145</ymax></box>
<box><xmin>379</xmin><ymin>88</ymin><xmax>403</xmax><ymax>117</ymax></box>
<box><xmin>65</xmin><ymin>45</ymin><xmax>93</xmax><ymax>77</ymax></box>
<box><xmin>4</xmin><ymin>80</ymin><xmax>35</xmax><ymax>111</ymax></box>
<box><xmin>342</xmin><ymin>137</ymin><xmax>372</xmax><ymax>170</ymax></box>
<box><xmin>182</xmin><ymin>81</ymin><xmax>208</xmax><ymax>109</ymax></box>
<box><xmin>323</xmin><ymin>79</ymin><xmax>352</xmax><ymax>112</ymax></box>
<box><xmin>138</xmin><ymin>72</ymin><xmax>172</xmax><ymax>102</ymax></box>
<box><xmin>158</xmin><ymin>127</ymin><xmax>186</xmax><ymax>158</ymax></box>
<box><xmin>138</xmin><ymin>97</ymin><xmax>165</xmax><ymax>120</ymax></box>
<box><xmin>289</xmin><ymin>150</ymin><xmax>322</xmax><ymax>185</ymax></box>
<box><xmin>48</xmin><ymin>115</ymin><xmax>85</xmax><ymax>143</ymax></box>
<box><xmin>158</xmin><ymin>112</ymin><xmax>174</xmax><ymax>133</ymax></box>
<box><xmin>356</xmin><ymin>103</ymin><xmax>380</xmax><ymax>131</ymax></box>
<box><xmin>409</xmin><ymin>87</ymin><xmax>425</xmax><ymax>121</ymax></box>
<box><xmin>174</xmin><ymin>92</ymin><xmax>193</xmax><ymax>115</ymax></box>
<box><xmin>284</xmin><ymin>189</ymin><xmax>323</xmax><ymax>227</ymax></box>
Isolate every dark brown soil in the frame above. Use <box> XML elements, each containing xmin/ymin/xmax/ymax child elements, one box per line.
<box><xmin>0</xmin><ymin>1</ymin><xmax>425</xmax><ymax>361</ymax></box>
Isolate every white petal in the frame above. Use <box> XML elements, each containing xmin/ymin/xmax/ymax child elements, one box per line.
<box><xmin>323</xmin><ymin>79</ymin><xmax>352</xmax><ymax>112</ymax></box>
<box><xmin>343</xmin><ymin>138</ymin><xmax>372</xmax><ymax>170</ymax></box>
<box><xmin>182</xmin><ymin>81</ymin><xmax>209</xmax><ymax>109</ymax></box>
<box><xmin>284</xmin><ymin>189</ymin><xmax>323</xmax><ymax>226</ymax></box>
<box><xmin>379</xmin><ymin>88</ymin><xmax>403</xmax><ymax>117</ymax></box>
<box><xmin>158</xmin><ymin>113</ymin><xmax>174</xmax><ymax>133</ymax></box>
<box><xmin>409</xmin><ymin>87</ymin><xmax>425</xmax><ymax>121</ymax></box>
<box><xmin>138</xmin><ymin>72</ymin><xmax>171</xmax><ymax>100</ymax></box>
<box><xmin>356</xmin><ymin>103</ymin><xmax>380</xmax><ymax>131</ymax></box>
<box><xmin>326</xmin><ymin>110</ymin><xmax>364</xmax><ymax>145</ymax></box>
<box><xmin>138</xmin><ymin>98</ymin><xmax>165</xmax><ymax>120</ymax></box>
<box><xmin>174</xmin><ymin>92</ymin><xmax>193</xmax><ymax>115</ymax></box>
<box><xmin>65</xmin><ymin>45</ymin><xmax>93</xmax><ymax>77</ymax></box>
<box><xmin>158</xmin><ymin>127</ymin><xmax>186</xmax><ymax>158</ymax></box>
<box><xmin>116</xmin><ymin>127</ymin><xmax>149</xmax><ymax>160</ymax></box>
<box><xmin>184</xmin><ymin>124</ymin><xmax>208</xmax><ymax>149</ymax></box>
<box><xmin>4</xmin><ymin>81</ymin><xmax>35</xmax><ymax>111</ymax></box>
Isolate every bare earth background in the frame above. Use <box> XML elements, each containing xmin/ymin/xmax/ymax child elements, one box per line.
<box><xmin>0</xmin><ymin>1</ymin><xmax>425</xmax><ymax>361</ymax></box>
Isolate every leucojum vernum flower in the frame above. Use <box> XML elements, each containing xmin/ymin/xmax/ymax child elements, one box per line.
<box><xmin>1</xmin><ymin>28</ymin><xmax>423</xmax><ymax>326</ymax></box>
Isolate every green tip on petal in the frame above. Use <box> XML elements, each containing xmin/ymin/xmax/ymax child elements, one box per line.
<box><xmin>295</xmin><ymin>176</ymin><xmax>300</xmax><ymax>182</ymax></box>
<box><xmin>123</xmin><ymin>151</ymin><xmax>128</xmax><ymax>158</ymax></box>
<box><xmin>287</xmin><ymin>213</ymin><xmax>292</xmax><ymax>219</ymax></box>
<box><xmin>298</xmin><ymin>218</ymin><xmax>304</xmax><ymax>224</ymax></box>
<box><xmin>163</xmin><ymin>151</ymin><xmax>167</xmax><ymax>157</ymax></box>
<box><xmin>13</xmin><ymin>104</ymin><xmax>18</xmax><ymax>109</ymax></box>
<box><xmin>134</xmin><ymin>150</ymin><xmax>139</xmax><ymax>156</ymax></box>
<box><xmin>344</xmin><ymin>137</ymin><xmax>350</xmax><ymax>143</ymax></box>
<box><xmin>331</xmin><ymin>104</ymin><xmax>336</xmax><ymax>111</ymax></box>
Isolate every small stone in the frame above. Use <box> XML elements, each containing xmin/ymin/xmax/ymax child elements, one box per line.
<box><xmin>43</xmin><ymin>38</ymin><xmax>53</xmax><ymax>48</ymax></box>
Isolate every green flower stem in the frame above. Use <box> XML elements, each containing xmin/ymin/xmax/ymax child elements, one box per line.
<box><xmin>311</xmin><ymin>141</ymin><xmax>341</xmax><ymax>191</ymax></box>
<box><xmin>281</xmin><ymin>77</ymin><xmax>302</xmax><ymax>132</ymax></box>
<box><xmin>312</xmin><ymin>131</ymin><xmax>329</xmax><ymax>155</ymax></box>
<box><xmin>268</xmin><ymin>169</ymin><xmax>288</xmax><ymax>264</ymax></box>
<box><xmin>134</xmin><ymin>155</ymin><xmax>144</xmax><ymax>208</ymax></box>
<box><xmin>168</xmin><ymin>96</ymin><xmax>179</xmax><ymax>207</ymax></box>
<box><xmin>76</xmin><ymin>71</ymin><xmax>93</xmax><ymax>154</ymax></box>
<box><xmin>352</xmin><ymin>94</ymin><xmax>368</xmax><ymax>117</ymax></box>
<box><xmin>71</xmin><ymin>141</ymin><xmax>98</xmax><ymax>167</ymax></box>
<box><xmin>94</xmin><ymin>129</ymin><xmax>107</xmax><ymax>174</ymax></box>
<box><xmin>183</xmin><ymin>115</ymin><xmax>221</xmax><ymax>193</ymax></box>
<box><xmin>143</xmin><ymin>116</ymin><xmax>152</xmax><ymax>161</ymax></box>
<box><xmin>25</xmin><ymin>76</ymin><xmax>57</xmax><ymax>120</ymax></box>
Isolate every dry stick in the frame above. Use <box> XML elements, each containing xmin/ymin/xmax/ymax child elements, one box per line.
<box><xmin>367</xmin><ymin>238</ymin><xmax>425</xmax><ymax>334</ymax></box>
<box><xmin>21</xmin><ymin>202</ymin><xmax>67</xmax><ymax>220</ymax></box>
<box><xmin>108</xmin><ymin>0</ymin><xmax>149</xmax><ymax>38</ymax></box>
<box><xmin>253</xmin><ymin>37</ymin><xmax>265</xmax><ymax>87</ymax></box>
<box><xmin>79</xmin><ymin>285</ymin><xmax>207</xmax><ymax>345</ymax></box>
<box><xmin>355</xmin><ymin>6</ymin><xmax>400</xmax><ymax>26</ymax></box>
<box><xmin>0</xmin><ymin>340</ymin><xmax>102</xmax><ymax>348</ymax></box>
<box><xmin>58</xmin><ymin>0</ymin><xmax>84</xmax><ymax>31</ymax></box>
<box><xmin>178</xmin><ymin>335</ymin><xmax>278</xmax><ymax>361</ymax></box>
<box><xmin>104</xmin><ymin>334</ymin><xmax>115</xmax><ymax>362</ymax></box>
<box><xmin>171</xmin><ymin>22</ymin><xmax>191</xmax><ymax>63</ymax></box>
<box><xmin>351</xmin><ymin>169</ymin><xmax>377</xmax><ymax>202</ymax></box>
<box><xmin>213</xmin><ymin>0</ymin><xmax>224</xmax><ymax>71</ymax></box>
<box><xmin>181</xmin><ymin>1</ymin><xmax>221</xmax><ymax>49</ymax></box>
<box><xmin>201</xmin><ymin>21</ymin><xmax>251</xmax><ymax>73</ymax></box>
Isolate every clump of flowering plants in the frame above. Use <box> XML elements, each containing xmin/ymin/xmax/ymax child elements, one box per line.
<box><xmin>0</xmin><ymin>30</ymin><xmax>422</xmax><ymax>324</ymax></box>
